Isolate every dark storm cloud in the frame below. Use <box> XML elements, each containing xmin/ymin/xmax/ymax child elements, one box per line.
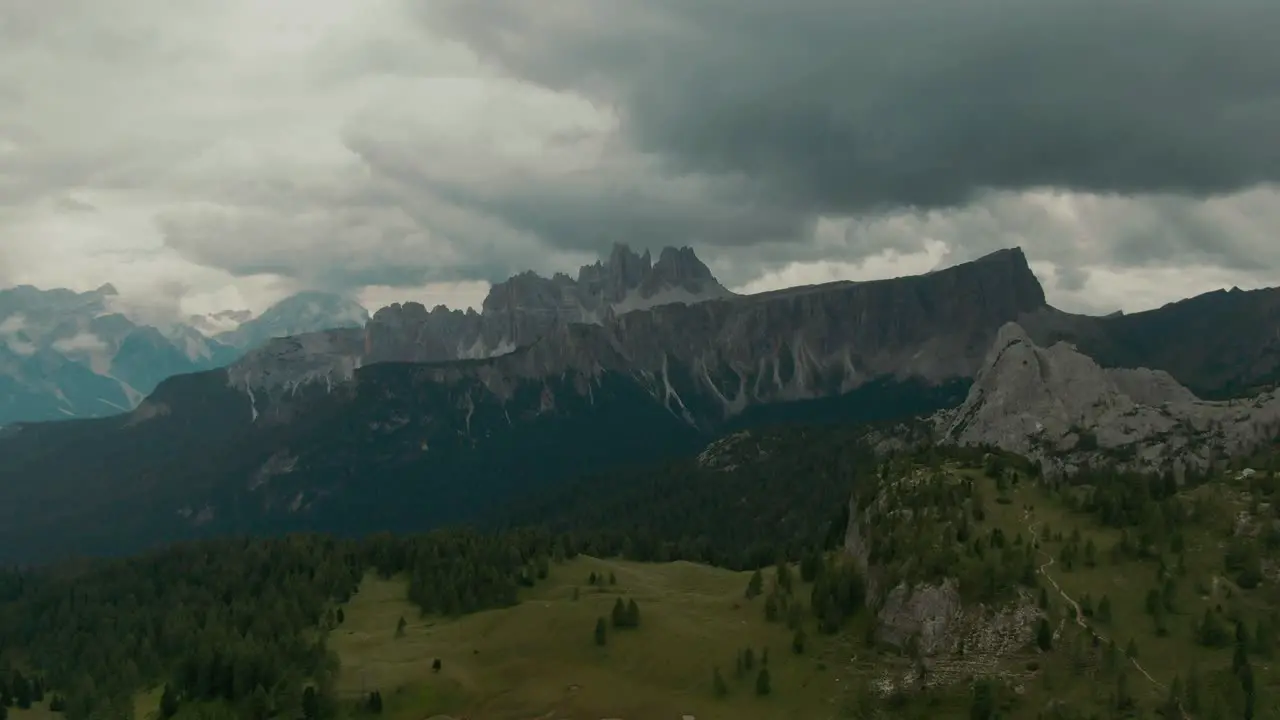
<box><xmin>343</xmin><ymin>129</ymin><xmax>811</xmax><ymax>257</ymax></box>
<box><xmin>424</xmin><ymin>0</ymin><xmax>1280</xmax><ymax>215</ymax></box>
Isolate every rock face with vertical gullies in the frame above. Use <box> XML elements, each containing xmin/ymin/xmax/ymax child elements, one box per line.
<box><xmin>936</xmin><ymin>322</ymin><xmax>1280</xmax><ymax>473</ymax></box>
<box><xmin>0</xmin><ymin>247</ymin><xmax>1041</xmax><ymax>563</ymax></box>
<box><xmin>233</xmin><ymin>246</ymin><xmax>1047</xmax><ymax>421</ymax></box>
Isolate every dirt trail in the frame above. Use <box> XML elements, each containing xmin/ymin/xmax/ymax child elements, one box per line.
<box><xmin>1026</xmin><ymin>518</ymin><xmax>1166</xmax><ymax>691</ymax></box>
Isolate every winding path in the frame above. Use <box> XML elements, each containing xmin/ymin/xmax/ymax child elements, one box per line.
<box><xmin>1026</xmin><ymin>518</ymin><xmax>1166</xmax><ymax>692</ymax></box>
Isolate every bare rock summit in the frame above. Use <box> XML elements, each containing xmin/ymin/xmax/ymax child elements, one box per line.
<box><xmin>937</xmin><ymin>322</ymin><xmax>1280</xmax><ymax>472</ymax></box>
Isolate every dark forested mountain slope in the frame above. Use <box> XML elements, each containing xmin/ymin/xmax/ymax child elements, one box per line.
<box><xmin>0</xmin><ymin>250</ymin><xmax>1033</xmax><ymax>564</ymax></box>
<box><xmin>5</xmin><ymin>246</ymin><xmax>1280</xmax><ymax>565</ymax></box>
<box><xmin>1027</xmin><ymin>284</ymin><xmax>1280</xmax><ymax>399</ymax></box>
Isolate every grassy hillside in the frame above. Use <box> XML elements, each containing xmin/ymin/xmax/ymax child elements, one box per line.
<box><xmin>330</xmin><ymin>558</ymin><xmax>852</xmax><ymax>720</ymax></box>
<box><xmin>320</xmin><ymin>452</ymin><xmax>1280</xmax><ymax>720</ymax></box>
<box><xmin>3</xmin><ymin>428</ymin><xmax>1278</xmax><ymax>719</ymax></box>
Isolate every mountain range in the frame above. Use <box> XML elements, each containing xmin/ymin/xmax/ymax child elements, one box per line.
<box><xmin>2</xmin><ymin>244</ymin><xmax>1279</xmax><ymax>564</ymax></box>
<box><xmin>0</xmin><ymin>286</ymin><xmax>370</xmax><ymax>426</ymax></box>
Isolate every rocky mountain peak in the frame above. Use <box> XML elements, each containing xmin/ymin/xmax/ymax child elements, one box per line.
<box><xmin>937</xmin><ymin>321</ymin><xmax>1280</xmax><ymax>473</ymax></box>
<box><xmin>646</xmin><ymin>246</ymin><xmax>717</xmax><ymax>289</ymax></box>
<box><xmin>215</xmin><ymin>292</ymin><xmax>369</xmax><ymax>350</ymax></box>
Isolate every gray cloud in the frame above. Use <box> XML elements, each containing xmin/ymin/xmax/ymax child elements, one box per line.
<box><xmin>425</xmin><ymin>1</ymin><xmax>1280</xmax><ymax>207</ymax></box>
<box><xmin>4</xmin><ymin>0</ymin><xmax>1280</xmax><ymax>318</ymax></box>
<box><xmin>381</xmin><ymin>0</ymin><xmax>1279</xmax><ymax>275</ymax></box>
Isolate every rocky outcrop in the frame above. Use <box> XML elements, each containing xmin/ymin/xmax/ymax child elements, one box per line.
<box><xmin>936</xmin><ymin>322</ymin><xmax>1280</xmax><ymax>472</ymax></box>
<box><xmin>360</xmin><ymin>243</ymin><xmax>733</xmax><ymax>365</ymax></box>
<box><xmin>875</xmin><ymin>580</ymin><xmax>965</xmax><ymax>656</ymax></box>
<box><xmin>231</xmin><ymin>247</ymin><xmax>1048</xmax><ymax>429</ymax></box>
<box><xmin>843</xmin><ymin>465</ymin><xmax>1040</xmax><ymax>662</ymax></box>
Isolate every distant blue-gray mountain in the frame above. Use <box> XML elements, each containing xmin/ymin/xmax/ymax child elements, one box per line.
<box><xmin>0</xmin><ymin>285</ymin><xmax>369</xmax><ymax>426</ymax></box>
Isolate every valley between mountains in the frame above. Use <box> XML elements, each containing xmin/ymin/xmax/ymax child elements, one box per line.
<box><xmin>1</xmin><ymin>246</ymin><xmax>1279</xmax><ymax>719</ymax></box>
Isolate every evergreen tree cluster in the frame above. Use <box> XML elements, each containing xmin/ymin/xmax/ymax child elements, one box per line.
<box><xmin>0</xmin><ymin>670</ymin><xmax>44</xmax><ymax>710</ymax></box>
<box><xmin>611</xmin><ymin>598</ymin><xmax>641</xmax><ymax>629</ymax></box>
<box><xmin>506</xmin><ymin>427</ymin><xmax>879</xmax><ymax>570</ymax></box>
<box><xmin>0</xmin><ymin>528</ymin><xmax>565</xmax><ymax>719</ymax></box>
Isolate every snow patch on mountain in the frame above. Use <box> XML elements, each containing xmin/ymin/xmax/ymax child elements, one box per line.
<box><xmin>216</xmin><ymin>292</ymin><xmax>369</xmax><ymax>349</ymax></box>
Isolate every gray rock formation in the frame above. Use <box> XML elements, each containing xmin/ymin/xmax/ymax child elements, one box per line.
<box><xmin>228</xmin><ymin>247</ymin><xmax>1046</xmax><ymax>427</ymax></box>
<box><xmin>843</xmin><ymin>467</ymin><xmax>1038</xmax><ymax>662</ymax></box>
<box><xmin>936</xmin><ymin>322</ymin><xmax>1280</xmax><ymax>472</ymax></box>
<box><xmin>361</xmin><ymin>243</ymin><xmax>733</xmax><ymax>365</ymax></box>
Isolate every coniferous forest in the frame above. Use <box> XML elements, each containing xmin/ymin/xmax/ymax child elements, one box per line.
<box><xmin>0</xmin><ymin>424</ymin><xmax>1277</xmax><ymax>719</ymax></box>
<box><xmin>0</xmin><ymin>426</ymin><xmax>880</xmax><ymax>719</ymax></box>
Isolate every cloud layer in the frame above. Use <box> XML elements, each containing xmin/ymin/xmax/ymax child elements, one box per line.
<box><xmin>2</xmin><ymin>0</ymin><xmax>1279</xmax><ymax>318</ymax></box>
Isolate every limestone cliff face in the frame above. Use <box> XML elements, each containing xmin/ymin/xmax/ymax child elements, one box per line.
<box><xmin>937</xmin><ymin>322</ymin><xmax>1280</xmax><ymax>472</ymax></box>
<box><xmin>231</xmin><ymin>247</ymin><xmax>1048</xmax><ymax>427</ymax></box>
<box><xmin>361</xmin><ymin>243</ymin><xmax>734</xmax><ymax>365</ymax></box>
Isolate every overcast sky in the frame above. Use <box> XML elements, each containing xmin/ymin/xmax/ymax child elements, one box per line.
<box><xmin>2</xmin><ymin>0</ymin><xmax>1279</xmax><ymax>323</ymax></box>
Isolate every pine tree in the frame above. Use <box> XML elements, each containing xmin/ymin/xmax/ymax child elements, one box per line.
<box><xmin>612</xmin><ymin>597</ymin><xmax>627</xmax><ymax>628</ymax></box>
<box><xmin>336</xmin><ymin>607</ymin><xmax>345</xmax><ymax>624</ymax></box>
<box><xmin>800</xmin><ymin>550</ymin><xmax>821</xmax><ymax>583</ymax></box>
<box><xmin>713</xmin><ymin>667</ymin><xmax>728</xmax><ymax>698</ymax></box>
<box><xmin>764</xmin><ymin>593</ymin><xmax>779</xmax><ymax>622</ymax></box>
<box><xmin>594</xmin><ymin>617</ymin><xmax>607</xmax><ymax>646</ymax></box>
<box><xmin>970</xmin><ymin>678</ymin><xmax>995</xmax><ymax>720</ymax></box>
<box><xmin>787</xmin><ymin>602</ymin><xmax>804</xmax><ymax>630</ymax></box>
<box><xmin>431</xmin><ymin>658</ymin><xmax>442</xmax><ymax>673</ymax></box>
<box><xmin>792</xmin><ymin>627</ymin><xmax>806</xmax><ymax>654</ymax></box>
<box><xmin>1186</xmin><ymin>665</ymin><xmax>1203</xmax><ymax>713</ymax></box>
<box><xmin>755</xmin><ymin>667</ymin><xmax>771</xmax><ymax>696</ymax></box>
<box><xmin>609</xmin><ymin>572</ymin><xmax>617</xmax><ymax>585</ymax></box>
<box><xmin>776</xmin><ymin>559</ymin><xmax>793</xmax><ymax>593</ymax></box>
<box><xmin>1236</xmin><ymin>620</ymin><xmax>1252</xmax><ymax>648</ymax></box>
<box><xmin>1036</xmin><ymin>618</ymin><xmax>1053</xmax><ymax>651</ymax></box>
<box><xmin>159</xmin><ymin>683</ymin><xmax>179</xmax><ymax>719</ymax></box>
<box><xmin>301</xmin><ymin>686</ymin><xmax>320</xmax><ymax>720</ymax></box>
<box><xmin>1114</xmin><ymin>670</ymin><xmax>1133</xmax><ymax>713</ymax></box>
<box><xmin>396</xmin><ymin>615</ymin><xmax>407</xmax><ymax>638</ymax></box>
<box><xmin>1125</xmin><ymin>638</ymin><xmax>1138</xmax><ymax>659</ymax></box>
<box><xmin>626</xmin><ymin>598</ymin><xmax>640</xmax><ymax>628</ymax></box>
<box><xmin>1162</xmin><ymin>577</ymin><xmax>1178</xmax><ymax>611</ymax></box>
<box><xmin>589</xmin><ymin>571</ymin><xmax>598</xmax><ymax>585</ymax></box>
<box><xmin>1096</xmin><ymin>594</ymin><xmax>1112</xmax><ymax>622</ymax></box>
<box><xmin>11</xmin><ymin>675</ymin><xmax>30</xmax><ymax>711</ymax></box>
<box><xmin>1037</xmin><ymin>586</ymin><xmax>1050</xmax><ymax>610</ymax></box>
<box><xmin>744</xmin><ymin>647</ymin><xmax>756</xmax><ymax>670</ymax></box>
<box><xmin>746</xmin><ymin>568</ymin><xmax>764</xmax><ymax>599</ymax></box>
